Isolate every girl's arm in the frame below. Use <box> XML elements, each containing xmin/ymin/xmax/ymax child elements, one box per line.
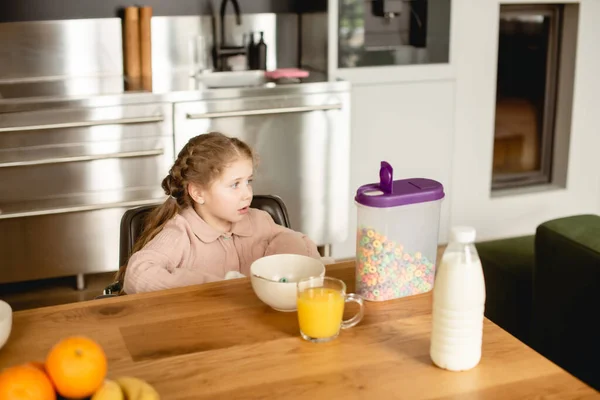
<box><xmin>262</xmin><ymin>212</ymin><xmax>321</xmax><ymax>259</ymax></box>
<box><xmin>122</xmin><ymin>220</ymin><xmax>222</xmax><ymax>294</ymax></box>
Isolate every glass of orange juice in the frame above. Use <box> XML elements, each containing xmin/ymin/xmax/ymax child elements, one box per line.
<box><xmin>297</xmin><ymin>276</ymin><xmax>365</xmax><ymax>343</ymax></box>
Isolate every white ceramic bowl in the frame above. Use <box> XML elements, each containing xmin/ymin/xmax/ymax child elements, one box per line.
<box><xmin>0</xmin><ymin>300</ymin><xmax>12</xmax><ymax>349</ymax></box>
<box><xmin>250</xmin><ymin>254</ymin><xmax>326</xmax><ymax>312</ymax></box>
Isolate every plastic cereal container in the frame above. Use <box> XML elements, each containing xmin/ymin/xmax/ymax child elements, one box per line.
<box><xmin>355</xmin><ymin>161</ymin><xmax>445</xmax><ymax>301</ymax></box>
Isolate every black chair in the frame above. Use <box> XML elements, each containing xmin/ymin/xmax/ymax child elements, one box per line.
<box><xmin>98</xmin><ymin>195</ymin><xmax>291</xmax><ymax>297</ymax></box>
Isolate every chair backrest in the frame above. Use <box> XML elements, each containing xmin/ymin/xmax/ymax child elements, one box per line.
<box><xmin>119</xmin><ymin>205</ymin><xmax>157</xmax><ymax>269</ymax></box>
<box><xmin>97</xmin><ymin>194</ymin><xmax>292</xmax><ymax>298</ymax></box>
<box><xmin>118</xmin><ymin>194</ymin><xmax>291</xmax><ymax>268</ymax></box>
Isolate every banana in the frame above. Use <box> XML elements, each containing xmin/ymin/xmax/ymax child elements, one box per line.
<box><xmin>92</xmin><ymin>380</ymin><xmax>125</xmax><ymax>400</ymax></box>
<box><xmin>116</xmin><ymin>376</ymin><xmax>160</xmax><ymax>400</ymax></box>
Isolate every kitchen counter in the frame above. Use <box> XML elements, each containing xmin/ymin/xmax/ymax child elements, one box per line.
<box><xmin>0</xmin><ymin>70</ymin><xmax>350</xmax><ymax>113</ymax></box>
<box><xmin>0</xmin><ymin>68</ymin><xmax>351</xmax><ymax>284</ymax></box>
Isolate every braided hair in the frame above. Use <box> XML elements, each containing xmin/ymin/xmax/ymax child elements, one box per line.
<box><xmin>115</xmin><ymin>132</ymin><xmax>256</xmax><ymax>286</ymax></box>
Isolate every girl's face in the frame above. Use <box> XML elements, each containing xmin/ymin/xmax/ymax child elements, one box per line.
<box><xmin>190</xmin><ymin>157</ymin><xmax>254</xmax><ymax>232</ymax></box>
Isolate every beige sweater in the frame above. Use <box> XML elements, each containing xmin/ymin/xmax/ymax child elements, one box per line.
<box><xmin>123</xmin><ymin>207</ymin><xmax>321</xmax><ymax>294</ymax></box>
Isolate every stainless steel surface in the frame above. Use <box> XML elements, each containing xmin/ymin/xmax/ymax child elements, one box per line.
<box><xmin>0</xmin><ymin>19</ymin><xmax>123</xmax><ymax>81</ymax></box>
<box><xmin>174</xmin><ymin>91</ymin><xmax>351</xmax><ymax>247</ymax></box>
<box><xmin>152</xmin><ymin>15</ymin><xmax>296</xmax><ymax>76</ymax></box>
<box><xmin>0</xmin><ymin>193</ymin><xmax>165</xmax><ymax>220</ymax></box>
<box><xmin>186</xmin><ymin>103</ymin><xmax>343</xmax><ymax>119</ymax></box>
<box><xmin>0</xmin><ymin>102</ymin><xmax>173</xmax><ymax>283</ymax></box>
<box><xmin>214</xmin><ymin>14</ymin><xmax>288</xmax><ymax>72</ymax></box>
<box><xmin>0</xmin><ymin>70</ymin><xmax>347</xmax><ymax>114</ymax></box>
<box><xmin>192</xmin><ymin>70</ymin><xmax>268</xmax><ymax>88</ymax></box>
<box><xmin>153</xmin><ymin>70</ymin><xmax>341</xmax><ymax>101</ymax></box>
<box><xmin>0</xmin><ymin>105</ymin><xmax>173</xmax><ymax>205</ymax></box>
<box><xmin>0</xmin><ymin>149</ymin><xmax>164</xmax><ymax>169</ymax></box>
<box><xmin>0</xmin><ymin>76</ymin><xmax>127</xmax><ymax>99</ymax></box>
<box><xmin>0</xmin><ymin>192</ymin><xmax>166</xmax><ymax>283</ymax></box>
<box><xmin>0</xmin><ymin>206</ymin><xmax>149</xmax><ymax>284</ymax></box>
<box><xmin>151</xmin><ymin>16</ymin><xmax>214</xmax><ymax>76</ymax></box>
<box><xmin>0</xmin><ymin>150</ymin><xmax>172</xmax><ymax>205</ymax></box>
<box><xmin>0</xmin><ymin>16</ymin><xmax>346</xmax><ymax>284</ymax></box>
<box><xmin>0</xmin><ymin>101</ymin><xmax>165</xmax><ymax>127</ymax></box>
<box><xmin>0</xmin><ymin>14</ymin><xmax>298</xmax><ymax>98</ymax></box>
<box><xmin>0</xmin><ymin>115</ymin><xmax>164</xmax><ymax>132</ymax></box>
<box><xmin>0</xmin><ymin>78</ymin><xmax>351</xmax><ymax>283</ymax></box>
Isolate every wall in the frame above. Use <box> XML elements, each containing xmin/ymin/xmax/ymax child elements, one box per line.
<box><xmin>450</xmin><ymin>0</ymin><xmax>600</xmax><ymax>240</ymax></box>
<box><xmin>330</xmin><ymin>0</ymin><xmax>600</xmax><ymax>259</ymax></box>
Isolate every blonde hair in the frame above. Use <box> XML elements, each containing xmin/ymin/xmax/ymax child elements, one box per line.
<box><xmin>115</xmin><ymin>132</ymin><xmax>256</xmax><ymax>285</ymax></box>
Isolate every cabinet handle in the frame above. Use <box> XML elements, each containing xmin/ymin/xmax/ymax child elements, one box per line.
<box><xmin>0</xmin><ymin>198</ymin><xmax>165</xmax><ymax>220</ymax></box>
<box><xmin>186</xmin><ymin>104</ymin><xmax>343</xmax><ymax>119</ymax></box>
<box><xmin>0</xmin><ymin>116</ymin><xmax>164</xmax><ymax>133</ymax></box>
<box><xmin>0</xmin><ymin>148</ymin><xmax>164</xmax><ymax>168</ymax></box>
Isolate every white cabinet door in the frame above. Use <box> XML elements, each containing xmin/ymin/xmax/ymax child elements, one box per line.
<box><xmin>173</xmin><ymin>92</ymin><xmax>351</xmax><ymax>247</ymax></box>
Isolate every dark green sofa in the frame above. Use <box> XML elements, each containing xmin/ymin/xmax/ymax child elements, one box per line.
<box><xmin>475</xmin><ymin>214</ymin><xmax>600</xmax><ymax>391</ymax></box>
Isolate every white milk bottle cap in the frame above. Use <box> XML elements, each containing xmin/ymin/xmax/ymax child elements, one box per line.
<box><xmin>450</xmin><ymin>226</ymin><xmax>476</xmax><ymax>244</ymax></box>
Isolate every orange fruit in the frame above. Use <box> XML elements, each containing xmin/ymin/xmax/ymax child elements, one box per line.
<box><xmin>45</xmin><ymin>336</ymin><xmax>107</xmax><ymax>399</ymax></box>
<box><xmin>0</xmin><ymin>364</ymin><xmax>56</xmax><ymax>400</ymax></box>
<box><xmin>26</xmin><ymin>361</ymin><xmax>48</xmax><ymax>373</ymax></box>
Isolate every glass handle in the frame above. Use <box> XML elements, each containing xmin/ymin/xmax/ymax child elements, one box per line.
<box><xmin>341</xmin><ymin>293</ymin><xmax>364</xmax><ymax>329</ymax></box>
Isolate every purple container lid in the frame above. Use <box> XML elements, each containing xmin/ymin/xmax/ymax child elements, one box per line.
<box><xmin>355</xmin><ymin>161</ymin><xmax>445</xmax><ymax>208</ymax></box>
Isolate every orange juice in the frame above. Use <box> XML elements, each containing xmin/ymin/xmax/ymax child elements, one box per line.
<box><xmin>297</xmin><ymin>287</ymin><xmax>345</xmax><ymax>339</ymax></box>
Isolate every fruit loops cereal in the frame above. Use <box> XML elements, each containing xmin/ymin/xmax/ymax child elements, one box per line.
<box><xmin>356</xmin><ymin>227</ymin><xmax>435</xmax><ymax>301</ymax></box>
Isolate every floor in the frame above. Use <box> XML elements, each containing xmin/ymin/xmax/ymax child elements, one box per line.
<box><xmin>0</xmin><ymin>246</ymin><xmax>447</xmax><ymax>312</ymax></box>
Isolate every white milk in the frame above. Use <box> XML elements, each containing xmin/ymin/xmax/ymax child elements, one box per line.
<box><xmin>430</xmin><ymin>227</ymin><xmax>486</xmax><ymax>371</ymax></box>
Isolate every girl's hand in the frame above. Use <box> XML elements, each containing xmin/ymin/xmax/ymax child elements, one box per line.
<box><xmin>225</xmin><ymin>271</ymin><xmax>246</xmax><ymax>280</ymax></box>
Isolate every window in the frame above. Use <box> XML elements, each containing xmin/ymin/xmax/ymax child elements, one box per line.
<box><xmin>492</xmin><ymin>4</ymin><xmax>577</xmax><ymax>191</ymax></box>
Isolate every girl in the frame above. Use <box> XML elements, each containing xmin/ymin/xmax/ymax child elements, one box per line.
<box><xmin>119</xmin><ymin>132</ymin><xmax>321</xmax><ymax>294</ymax></box>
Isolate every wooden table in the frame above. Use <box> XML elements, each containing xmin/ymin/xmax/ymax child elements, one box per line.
<box><xmin>1</xmin><ymin>261</ymin><xmax>597</xmax><ymax>399</ymax></box>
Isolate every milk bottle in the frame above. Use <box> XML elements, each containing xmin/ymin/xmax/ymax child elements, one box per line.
<box><xmin>430</xmin><ymin>226</ymin><xmax>486</xmax><ymax>371</ymax></box>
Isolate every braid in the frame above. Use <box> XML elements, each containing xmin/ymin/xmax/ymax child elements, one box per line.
<box><xmin>166</xmin><ymin>132</ymin><xmax>256</xmax><ymax>204</ymax></box>
<box><xmin>117</xmin><ymin>131</ymin><xmax>257</xmax><ymax>289</ymax></box>
<box><xmin>162</xmin><ymin>139</ymin><xmax>197</xmax><ymax>206</ymax></box>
